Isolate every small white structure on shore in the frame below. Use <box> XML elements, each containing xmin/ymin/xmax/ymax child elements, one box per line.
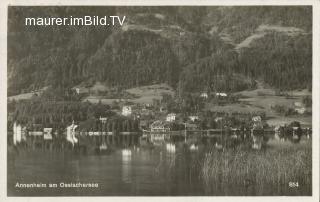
<box><xmin>66</xmin><ymin>121</ymin><xmax>78</xmax><ymax>146</ymax></box>
<box><xmin>166</xmin><ymin>113</ymin><xmax>176</xmax><ymax>122</ymax></box>
<box><xmin>13</xmin><ymin>122</ymin><xmax>26</xmax><ymax>145</ymax></box>
<box><xmin>122</xmin><ymin>106</ymin><xmax>132</xmax><ymax>116</ymax></box>
<box><xmin>43</xmin><ymin>128</ymin><xmax>53</xmax><ymax>140</ymax></box>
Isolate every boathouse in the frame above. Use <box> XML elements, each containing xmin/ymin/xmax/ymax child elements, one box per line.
<box><xmin>150</xmin><ymin>120</ymin><xmax>170</xmax><ymax>132</ymax></box>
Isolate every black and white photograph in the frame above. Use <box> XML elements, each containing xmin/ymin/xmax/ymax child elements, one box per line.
<box><xmin>3</xmin><ymin>3</ymin><xmax>319</xmax><ymax>199</ymax></box>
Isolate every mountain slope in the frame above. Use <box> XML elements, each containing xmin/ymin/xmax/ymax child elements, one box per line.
<box><xmin>7</xmin><ymin>6</ymin><xmax>312</xmax><ymax>96</ymax></box>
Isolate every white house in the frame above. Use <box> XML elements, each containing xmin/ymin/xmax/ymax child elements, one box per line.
<box><xmin>200</xmin><ymin>92</ymin><xmax>208</xmax><ymax>99</ymax></box>
<box><xmin>295</xmin><ymin>107</ymin><xmax>306</xmax><ymax>114</ymax></box>
<box><xmin>252</xmin><ymin>116</ymin><xmax>262</xmax><ymax>122</ymax></box>
<box><xmin>122</xmin><ymin>106</ymin><xmax>132</xmax><ymax>116</ymax></box>
<box><xmin>166</xmin><ymin>113</ymin><xmax>176</xmax><ymax>122</ymax></box>
<box><xmin>189</xmin><ymin>115</ymin><xmax>199</xmax><ymax>122</ymax></box>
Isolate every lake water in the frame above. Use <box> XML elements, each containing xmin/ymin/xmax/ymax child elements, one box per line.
<box><xmin>8</xmin><ymin>142</ymin><xmax>207</xmax><ymax>196</ymax></box>
<box><xmin>7</xmin><ymin>136</ymin><xmax>312</xmax><ymax>196</ymax></box>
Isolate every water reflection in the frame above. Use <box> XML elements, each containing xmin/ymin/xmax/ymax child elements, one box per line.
<box><xmin>122</xmin><ymin>149</ymin><xmax>132</xmax><ymax>183</ymax></box>
<box><xmin>7</xmin><ymin>133</ymin><xmax>311</xmax><ymax>196</ymax></box>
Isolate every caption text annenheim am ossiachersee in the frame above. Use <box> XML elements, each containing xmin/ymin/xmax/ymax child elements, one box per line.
<box><xmin>25</xmin><ymin>16</ymin><xmax>126</xmax><ymax>26</ymax></box>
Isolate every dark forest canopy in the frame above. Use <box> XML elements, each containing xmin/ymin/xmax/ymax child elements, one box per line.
<box><xmin>8</xmin><ymin>6</ymin><xmax>312</xmax><ymax>96</ymax></box>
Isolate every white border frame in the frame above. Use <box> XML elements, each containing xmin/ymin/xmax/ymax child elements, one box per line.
<box><xmin>0</xmin><ymin>1</ymin><xmax>319</xmax><ymax>202</ymax></box>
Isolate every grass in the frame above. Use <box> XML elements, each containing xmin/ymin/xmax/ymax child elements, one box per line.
<box><xmin>231</xmin><ymin>82</ymin><xmax>312</xmax><ymax>127</ymax></box>
<box><xmin>126</xmin><ymin>83</ymin><xmax>174</xmax><ymax>104</ymax></box>
<box><xmin>201</xmin><ymin>141</ymin><xmax>312</xmax><ymax>196</ymax></box>
<box><xmin>83</xmin><ymin>83</ymin><xmax>174</xmax><ymax>105</ymax></box>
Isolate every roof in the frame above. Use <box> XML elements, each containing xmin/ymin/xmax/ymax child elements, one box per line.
<box><xmin>150</xmin><ymin>120</ymin><xmax>169</xmax><ymax>128</ymax></box>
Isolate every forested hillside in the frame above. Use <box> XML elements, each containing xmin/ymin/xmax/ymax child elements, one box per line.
<box><xmin>8</xmin><ymin>6</ymin><xmax>312</xmax><ymax>96</ymax></box>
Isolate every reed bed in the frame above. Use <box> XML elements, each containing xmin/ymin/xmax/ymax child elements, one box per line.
<box><xmin>201</xmin><ymin>142</ymin><xmax>312</xmax><ymax>196</ymax></box>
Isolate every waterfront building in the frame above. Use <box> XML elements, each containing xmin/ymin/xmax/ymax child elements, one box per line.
<box><xmin>150</xmin><ymin>120</ymin><xmax>170</xmax><ymax>132</ymax></box>
<box><xmin>43</xmin><ymin>128</ymin><xmax>53</xmax><ymax>140</ymax></box>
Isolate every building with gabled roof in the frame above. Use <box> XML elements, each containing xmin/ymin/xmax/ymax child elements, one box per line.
<box><xmin>150</xmin><ymin>120</ymin><xmax>170</xmax><ymax>132</ymax></box>
<box><xmin>166</xmin><ymin>113</ymin><xmax>176</xmax><ymax>122</ymax></box>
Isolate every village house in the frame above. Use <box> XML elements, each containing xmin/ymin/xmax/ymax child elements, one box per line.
<box><xmin>216</xmin><ymin>92</ymin><xmax>227</xmax><ymax>97</ymax></box>
<box><xmin>166</xmin><ymin>113</ymin><xmax>176</xmax><ymax>122</ymax></box>
<box><xmin>295</xmin><ymin>107</ymin><xmax>306</xmax><ymax>114</ymax></box>
<box><xmin>294</xmin><ymin>101</ymin><xmax>303</xmax><ymax>108</ymax></box>
<box><xmin>293</xmin><ymin>101</ymin><xmax>306</xmax><ymax>114</ymax></box>
<box><xmin>122</xmin><ymin>106</ymin><xmax>132</xmax><ymax>116</ymax></box>
<box><xmin>189</xmin><ymin>115</ymin><xmax>199</xmax><ymax>122</ymax></box>
<box><xmin>200</xmin><ymin>92</ymin><xmax>208</xmax><ymax>99</ymax></box>
<box><xmin>150</xmin><ymin>120</ymin><xmax>170</xmax><ymax>132</ymax></box>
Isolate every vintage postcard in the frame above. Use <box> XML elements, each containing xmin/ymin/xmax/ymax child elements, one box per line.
<box><xmin>1</xmin><ymin>0</ymin><xmax>319</xmax><ymax>201</ymax></box>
